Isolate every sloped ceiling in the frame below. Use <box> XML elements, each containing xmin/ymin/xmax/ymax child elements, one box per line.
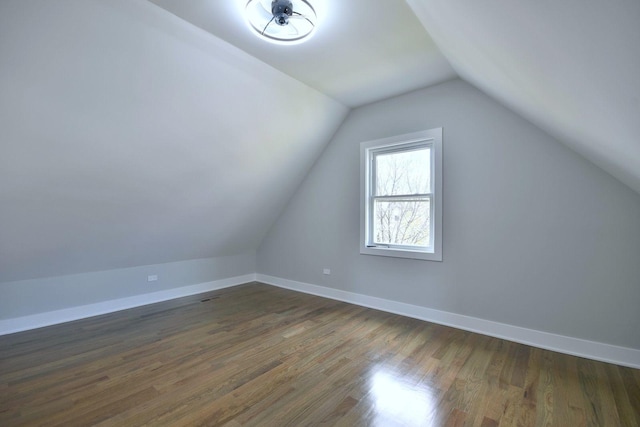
<box><xmin>407</xmin><ymin>0</ymin><xmax>640</xmax><ymax>194</ymax></box>
<box><xmin>0</xmin><ymin>0</ymin><xmax>348</xmax><ymax>282</ymax></box>
<box><xmin>2</xmin><ymin>0</ymin><xmax>639</xmax><ymax>283</ymax></box>
<box><xmin>148</xmin><ymin>0</ymin><xmax>457</xmax><ymax>107</ymax></box>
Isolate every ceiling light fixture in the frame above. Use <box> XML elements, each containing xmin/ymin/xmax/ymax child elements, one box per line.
<box><xmin>245</xmin><ymin>0</ymin><xmax>317</xmax><ymax>45</ymax></box>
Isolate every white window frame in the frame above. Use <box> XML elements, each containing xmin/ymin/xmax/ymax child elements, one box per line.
<box><xmin>360</xmin><ymin>128</ymin><xmax>443</xmax><ymax>261</ymax></box>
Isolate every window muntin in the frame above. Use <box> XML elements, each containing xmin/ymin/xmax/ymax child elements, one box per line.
<box><xmin>360</xmin><ymin>129</ymin><xmax>442</xmax><ymax>261</ymax></box>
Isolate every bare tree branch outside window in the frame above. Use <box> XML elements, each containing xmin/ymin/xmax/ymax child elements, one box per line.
<box><xmin>373</xmin><ymin>148</ymin><xmax>431</xmax><ymax>246</ymax></box>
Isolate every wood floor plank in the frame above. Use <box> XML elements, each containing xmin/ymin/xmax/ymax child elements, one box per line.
<box><xmin>1</xmin><ymin>282</ymin><xmax>638</xmax><ymax>426</ymax></box>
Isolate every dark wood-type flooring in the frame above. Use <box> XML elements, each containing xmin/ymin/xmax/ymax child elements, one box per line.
<box><xmin>1</xmin><ymin>282</ymin><xmax>639</xmax><ymax>426</ymax></box>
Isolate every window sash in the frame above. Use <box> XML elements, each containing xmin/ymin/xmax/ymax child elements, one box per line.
<box><xmin>370</xmin><ymin>195</ymin><xmax>432</xmax><ymax>250</ymax></box>
<box><xmin>366</xmin><ymin>141</ymin><xmax>435</xmax><ymax>251</ymax></box>
<box><xmin>371</xmin><ymin>145</ymin><xmax>432</xmax><ymax>197</ymax></box>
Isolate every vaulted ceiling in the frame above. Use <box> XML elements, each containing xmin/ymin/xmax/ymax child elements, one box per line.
<box><xmin>150</xmin><ymin>0</ymin><xmax>640</xmax><ymax>192</ymax></box>
<box><xmin>407</xmin><ymin>0</ymin><xmax>640</xmax><ymax>195</ymax></box>
<box><xmin>1</xmin><ymin>0</ymin><xmax>638</xmax><ymax>282</ymax></box>
<box><xmin>148</xmin><ymin>0</ymin><xmax>457</xmax><ymax>107</ymax></box>
<box><xmin>0</xmin><ymin>0</ymin><xmax>348</xmax><ymax>281</ymax></box>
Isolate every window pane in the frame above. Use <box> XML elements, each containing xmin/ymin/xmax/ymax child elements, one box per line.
<box><xmin>373</xmin><ymin>199</ymin><xmax>431</xmax><ymax>247</ymax></box>
<box><xmin>375</xmin><ymin>148</ymin><xmax>430</xmax><ymax>196</ymax></box>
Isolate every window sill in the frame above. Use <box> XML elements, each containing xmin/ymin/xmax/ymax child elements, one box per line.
<box><xmin>360</xmin><ymin>245</ymin><xmax>442</xmax><ymax>261</ymax></box>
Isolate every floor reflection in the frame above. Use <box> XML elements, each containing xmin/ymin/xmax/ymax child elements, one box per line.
<box><xmin>369</xmin><ymin>367</ymin><xmax>437</xmax><ymax>426</ymax></box>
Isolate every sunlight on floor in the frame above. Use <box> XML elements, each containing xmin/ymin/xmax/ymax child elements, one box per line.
<box><xmin>369</xmin><ymin>367</ymin><xmax>437</xmax><ymax>426</ymax></box>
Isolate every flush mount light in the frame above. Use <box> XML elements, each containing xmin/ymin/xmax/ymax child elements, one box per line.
<box><xmin>245</xmin><ymin>0</ymin><xmax>317</xmax><ymax>44</ymax></box>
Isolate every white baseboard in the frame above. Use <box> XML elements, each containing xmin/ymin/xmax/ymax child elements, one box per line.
<box><xmin>3</xmin><ymin>272</ymin><xmax>638</xmax><ymax>369</ymax></box>
<box><xmin>0</xmin><ymin>273</ymin><xmax>257</xmax><ymax>336</ymax></box>
<box><xmin>256</xmin><ymin>274</ymin><xmax>640</xmax><ymax>369</ymax></box>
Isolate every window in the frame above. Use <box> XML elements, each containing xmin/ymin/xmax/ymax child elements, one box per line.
<box><xmin>360</xmin><ymin>128</ymin><xmax>442</xmax><ymax>261</ymax></box>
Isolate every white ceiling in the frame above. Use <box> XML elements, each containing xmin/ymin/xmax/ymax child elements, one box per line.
<box><xmin>1</xmin><ymin>0</ymin><xmax>639</xmax><ymax>282</ymax></box>
<box><xmin>407</xmin><ymin>0</ymin><xmax>640</xmax><ymax>194</ymax></box>
<box><xmin>148</xmin><ymin>0</ymin><xmax>457</xmax><ymax>107</ymax></box>
<box><xmin>0</xmin><ymin>0</ymin><xmax>347</xmax><ymax>281</ymax></box>
<box><xmin>152</xmin><ymin>0</ymin><xmax>640</xmax><ymax>193</ymax></box>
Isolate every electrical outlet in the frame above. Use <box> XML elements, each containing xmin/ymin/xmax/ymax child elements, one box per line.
<box><xmin>147</xmin><ymin>275</ymin><xmax>158</xmax><ymax>282</ymax></box>
<box><xmin>323</xmin><ymin>268</ymin><xmax>331</xmax><ymax>275</ymax></box>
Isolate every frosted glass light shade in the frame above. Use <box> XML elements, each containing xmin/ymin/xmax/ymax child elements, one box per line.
<box><xmin>245</xmin><ymin>0</ymin><xmax>317</xmax><ymax>44</ymax></box>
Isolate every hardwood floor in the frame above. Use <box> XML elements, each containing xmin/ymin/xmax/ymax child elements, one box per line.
<box><xmin>1</xmin><ymin>282</ymin><xmax>638</xmax><ymax>426</ymax></box>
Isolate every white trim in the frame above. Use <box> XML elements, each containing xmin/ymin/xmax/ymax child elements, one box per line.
<box><xmin>256</xmin><ymin>274</ymin><xmax>640</xmax><ymax>369</ymax></box>
<box><xmin>0</xmin><ymin>274</ymin><xmax>257</xmax><ymax>336</ymax></box>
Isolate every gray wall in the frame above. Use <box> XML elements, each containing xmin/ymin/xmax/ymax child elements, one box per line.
<box><xmin>257</xmin><ymin>79</ymin><xmax>640</xmax><ymax>350</ymax></box>
<box><xmin>0</xmin><ymin>253</ymin><xmax>255</xmax><ymax>319</ymax></box>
